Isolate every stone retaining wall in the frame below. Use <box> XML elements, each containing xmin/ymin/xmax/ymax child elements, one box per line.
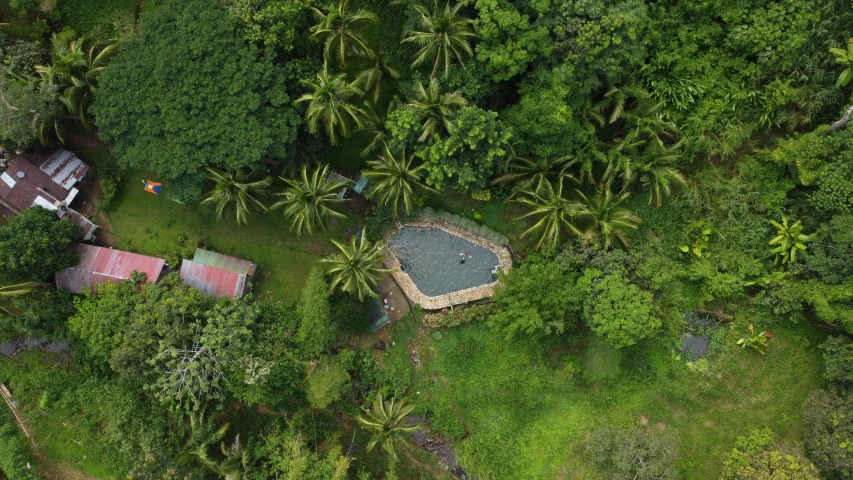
<box><xmin>383</xmin><ymin>219</ymin><xmax>512</xmax><ymax>310</ymax></box>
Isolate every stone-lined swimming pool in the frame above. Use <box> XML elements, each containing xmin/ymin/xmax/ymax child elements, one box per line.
<box><xmin>387</xmin><ymin>226</ymin><xmax>500</xmax><ymax>297</ymax></box>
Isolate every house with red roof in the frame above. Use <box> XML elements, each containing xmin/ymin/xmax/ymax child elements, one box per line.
<box><xmin>179</xmin><ymin>249</ymin><xmax>256</xmax><ymax>299</ymax></box>
<box><xmin>55</xmin><ymin>243</ymin><xmax>167</xmax><ymax>294</ymax></box>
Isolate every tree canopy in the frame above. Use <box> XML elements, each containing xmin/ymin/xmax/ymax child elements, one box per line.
<box><xmin>0</xmin><ymin>206</ymin><xmax>79</xmax><ymax>281</ymax></box>
<box><xmin>92</xmin><ymin>0</ymin><xmax>300</xmax><ymax>187</ymax></box>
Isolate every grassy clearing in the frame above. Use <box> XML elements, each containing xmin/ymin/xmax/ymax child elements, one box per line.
<box><xmin>106</xmin><ymin>172</ymin><xmax>361</xmax><ymax>303</ymax></box>
<box><xmin>383</xmin><ymin>316</ymin><xmax>825</xmax><ymax>479</ymax></box>
<box><xmin>65</xmin><ymin>134</ymin><xmax>363</xmax><ymax>304</ymax></box>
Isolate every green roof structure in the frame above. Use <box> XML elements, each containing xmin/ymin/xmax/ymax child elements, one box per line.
<box><xmin>192</xmin><ymin>248</ymin><xmax>257</xmax><ymax>276</ymax></box>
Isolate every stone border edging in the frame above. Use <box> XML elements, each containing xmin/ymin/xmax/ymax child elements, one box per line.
<box><xmin>382</xmin><ymin>219</ymin><xmax>512</xmax><ymax>310</ymax></box>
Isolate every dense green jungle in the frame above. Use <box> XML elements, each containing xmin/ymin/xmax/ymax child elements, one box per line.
<box><xmin>2</xmin><ymin>0</ymin><xmax>853</xmax><ymax>478</ymax></box>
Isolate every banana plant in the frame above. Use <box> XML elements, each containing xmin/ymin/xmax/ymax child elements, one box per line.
<box><xmin>768</xmin><ymin>216</ymin><xmax>812</xmax><ymax>265</ymax></box>
<box><xmin>830</xmin><ymin>37</ymin><xmax>853</xmax><ymax>88</ymax></box>
<box><xmin>737</xmin><ymin>324</ymin><xmax>769</xmax><ymax>354</ymax></box>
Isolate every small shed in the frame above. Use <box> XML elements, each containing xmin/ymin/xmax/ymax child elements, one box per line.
<box><xmin>55</xmin><ymin>243</ymin><xmax>166</xmax><ymax>294</ymax></box>
<box><xmin>192</xmin><ymin>248</ymin><xmax>256</xmax><ymax>276</ymax></box>
<box><xmin>179</xmin><ymin>260</ymin><xmax>249</xmax><ymax>299</ymax></box>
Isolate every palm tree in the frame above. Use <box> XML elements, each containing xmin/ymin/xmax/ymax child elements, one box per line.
<box><xmin>271</xmin><ymin>164</ymin><xmax>348</xmax><ymax>237</ymax></box>
<box><xmin>402</xmin><ymin>1</ymin><xmax>477</xmax><ymax>79</ymax></box>
<box><xmin>514</xmin><ymin>181</ymin><xmax>582</xmax><ymax>252</ymax></box>
<box><xmin>493</xmin><ymin>146</ymin><xmax>578</xmax><ymax>198</ymax></box>
<box><xmin>218</xmin><ymin>435</ymin><xmax>252</xmax><ymax>480</ymax></box>
<box><xmin>357</xmin><ymin>389</ymin><xmax>420</xmax><ymax>462</ymax></box>
<box><xmin>321</xmin><ymin>227</ymin><xmax>392</xmax><ymax>300</ymax></box>
<box><xmin>36</xmin><ymin>35</ymin><xmax>116</xmax><ymax>128</ymax></box>
<box><xmin>408</xmin><ymin>78</ymin><xmax>466</xmax><ymax>142</ymax></box>
<box><xmin>310</xmin><ymin>0</ymin><xmax>378</xmax><ymax>68</ymax></box>
<box><xmin>363</xmin><ymin>144</ymin><xmax>434</xmax><ymax>217</ymax></box>
<box><xmin>0</xmin><ymin>279</ymin><xmax>42</xmax><ymax>319</ymax></box>
<box><xmin>176</xmin><ymin>410</ymin><xmax>230</xmax><ymax>471</ymax></box>
<box><xmin>296</xmin><ymin>66</ymin><xmax>371</xmax><ymax>146</ymax></box>
<box><xmin>830</xmin><ymin>37</ymin><xmax>853</xmax><ymax>88</ymax></box>
<box><xmin>637</xmin><ymin>141</ymin><xmax>687</xmax><ymax>207</ymax></box>
<box><xmin>356</xmin><ymin>47</ymin><xmax>400</xmax><ymax>103</ymax></box>
<box><xmin>360</xmin><ymin>101</ymin><xmax>391</xmax><ymax>157</ymax></box>
<box><xmin>577</xmin><ymin>185</ymin><xmax>641</xmax><ymax>250</ymax></box>
<box><xmin>200</xmin><ymin>168</ymin><xmax>272</xmax><ymax>226</ymax></box>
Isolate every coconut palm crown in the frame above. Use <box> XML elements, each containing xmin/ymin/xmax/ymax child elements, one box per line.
<box><xmin>321</xmin><ymin>227</ymin><xmax>392</xmax><ymax>300</ymax></box>
<box><xmin>0</xmin><ymin>278</ymin><xmax>43</xmax><ymax>319</ymax></box>
<box><xmin>402</xmin><ymin>0</ymin><xmax>477</xmax><ymax>79</ymax></box>
<box><xmin>356</xmin><ymin>47</ymin><xmax>400</xmax><ymax>103</ymax></box>
<box><xmin>408</xmin><ymin>77</ymin><xmax>466</xmax><ymax>142</ymax></box>
<box><xmin>296</xmin><ymin>66</ymin><xmax>371</xmax><ymax>146</ymax></box>
<box><xmin>357</xmin><ymin>389</ymin><xmax>420</xmax><ymax>462</ymax></box>
<box><xmin>363</xmin><ymin>145</ymin><xmax>434</xmax><ymax>217</ymax></box>
<box><xmin>493</xmin><ymin>146</ymin><xmax>578</xmax><ymax>198</ymax></box>
<box><xmin>201</xmin><ymin>168</ymin><xmax>272</xmax><ymax>226</ymax></box>
<box><xmin>36</xmin><ymin>35</ymin><xmax>116</xmax><ymax>128</ymax></box>
<box><xmin>271</xmin><ymin>164</ymin><xmax>348</xmax><ymax>237</ymax></box>
<box><xmin>577</xmin><ymin>185</ymin><xmax>642</xmax><ymax>250</ymax></box>
<box><xmin>514</xmin><ymin>181</ymin><xmax>582</xmax><ymax>252</ymax></box>
<box><xmin>310</xmin><ymin>0</ymin><xmax>378</xmax><ymax>68</ymax></box>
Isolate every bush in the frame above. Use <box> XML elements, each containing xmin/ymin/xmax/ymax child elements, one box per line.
<box><xmin>723</xmin><ymin>428</ymin><xmax>819</xmax><ymax>479</ymax></box>
<box><xmin>820</xmin><ymin>336</ymin><xmax>853</xmax><ymax>384</ymax></box>
<box><xmin>0</xmin><ymin>408</ymin><xmax>36</xmax><ymax>480</ymax></box>
<box><xmin>0</xmin><ymin>206</ymin><xmax>80</xmax><ymax>281</ymax></box>
<box><xmin>423</xmin><ymin>303</ymin><xmax>497</xmax><ymax>328</ymax></box>
<box><xmin>590</xmin><ymin>425</ymin><xmax>678</xmax><ymax>480</ymax></box>
<box><xmin>416</xmin><ymin>207</ymin><xmax>509</xmax><ymax>246</ymax></box>
<box><xmin>364</xmin><ymin>205</ymin><xmax>396</xmax><ymax>242</ymax></box>
<box><xmin>305</xmin><ymin>356</ymin><xmax>351</xmax><ymax>408</ymax></box>
<box><xmin>804</xmin><ymin>386</ymin><xmax>853</xmax><ymax>476</ymax></box>
<box><xmin>97</xmin><ymin>169</ymin><xmax>122</xmax><ymax>211</ymax></box>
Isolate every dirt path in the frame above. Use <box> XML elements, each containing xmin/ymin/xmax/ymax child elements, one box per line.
<box><xmin>1</xmin><ymin>385</ymin><xmax>99</xmax><ymax>480</ymax></box>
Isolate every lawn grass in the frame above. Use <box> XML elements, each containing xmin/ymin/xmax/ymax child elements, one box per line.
<box><xmin>107</xmin><ymin>172</ymin><xmax>362</xmax><ymax>303</ymax></box>
<box><xmin>388</xmin><ymin>317</ymin><xmax>826</xmax><ymax>479</ymax></box>
<box><xmin>64</xmin><ymin>133</ymin><xmax>364</xmax><ymax>304</ymax></box>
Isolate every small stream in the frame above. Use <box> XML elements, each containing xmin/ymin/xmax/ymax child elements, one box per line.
<box><xmin>0</xmin><ymin>337</ymin><xmax>71</xmax><ymax>357</ymax></box>
<box><xmin>405</xmin><ymin>414</ymin><xmax>473</xmax><ymax>479</ymax></box>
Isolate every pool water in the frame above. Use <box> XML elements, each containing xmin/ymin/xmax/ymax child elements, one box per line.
<box><xmin>388</xmin><ymin>226</ymin><xmax>500</xmax><ymax>296</ymax></box>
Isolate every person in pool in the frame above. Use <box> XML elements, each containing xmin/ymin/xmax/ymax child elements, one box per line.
<box><xmin>460</xmin><ymin>258</ymin><xmax>466</xmax><ymax>264</ymax></box>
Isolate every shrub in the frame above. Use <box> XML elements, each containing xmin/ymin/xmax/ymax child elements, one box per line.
<box><xmin>723</xmin><ymin>428</ymin><xmax>819</xmax><ymax>479</ymax></box>
<box><xmin>590</xmin><ymin>425</ymin><xmax>678</xmax><ymax>480</ymax></box>
<box><xmin>820</xmin><ymin>336</ymin><xmax>853</xmax><ymax>384</ymax></box>
<box><xmin>804</xmin><ymin>386</ymin><xmax>853</xmax><ymax>476</ymax></box>
<box><xmin>97</xmin><ymin>169</ymin><xmax>122</xmax><ymax>211</ymax></box>
<box><xmin>305</xmin><ymin>356</ymin><xmax>351</xmax><ymax>409</ymax></box>
<box><xmin>471</xmin><ymin>190</ymin><xmax>492</xmax><ymax>202</ymax></box>
<box><xmin>0</xmin><ymin>408</ymin><xmax>36</xmax><ymax>480</ymax></box>
<box><xmin>0</xmin><ymin>206</ymin><xmax>80</xmax><ymax>280</ymax></box>
<box><xmin>423</xmin><ymin>303</ymin><xmax>498</xmax><ymax>328</ymax></box>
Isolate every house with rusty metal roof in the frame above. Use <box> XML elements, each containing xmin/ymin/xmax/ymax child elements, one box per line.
<box><xmin>55</xmin><ymin>243</ymin><xmax>167</xmax><ymax>294</ymax></box>
<box><xmin>191</xmin><ymin>248</ymin><xmax>257</xmax><ymax>276</ymax></box>
<box><xmin>179</xmin><ymin>260</ymin><xmax>250</xmax><ymax>299</ymax></box>
<box><xmin>0</xmin><ymin>148</ymin><xmax>96</xmax><ymax>240</ymax></box>
<box><xmin>178</xmin><ymin>249</ymin><xmax>255</xmax><ymax>299</ymax></box>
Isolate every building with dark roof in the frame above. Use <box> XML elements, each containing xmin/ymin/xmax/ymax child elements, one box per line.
<box><xmin>179</xmin><ymin>260</ymin><xmax>250</xmax><ymax>299</ymax></box>
<box><xmin>55</xmin><ymin>243</ymin><xmax>167</xmax><ymax>294</ymax></box>
<box><xmin>0</xmin><ymin>149</ymin><xmax>96</xmax><ymax>240</ymax></box>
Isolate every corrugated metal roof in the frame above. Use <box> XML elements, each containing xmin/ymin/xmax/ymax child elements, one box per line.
<box><xmin>179</xmin><ymin>260</ymin><xmax>247</xmax><ymax>299</ymax></box>
<box><xmin>192</xmin><ymin>248</ymin><xmax>256</xmax><ymax>276</ymax></box>
<box><xmin>39</xmin><ymin>149</ymin><xmax>88</xmax><ymax>190</ymax></box>
<box><xmin>55</xmin><ymin>243</ymin><xmax>165</xmax><ymax>294</ymax></box>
